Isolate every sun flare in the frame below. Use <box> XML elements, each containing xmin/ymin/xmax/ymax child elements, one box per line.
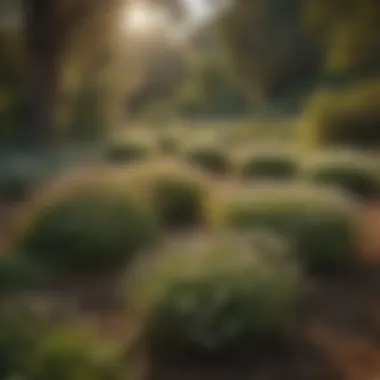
<box><xmin>124</xmin><ymin>2</ymin><xmax>166</xmax><ymax>34</ymax></box>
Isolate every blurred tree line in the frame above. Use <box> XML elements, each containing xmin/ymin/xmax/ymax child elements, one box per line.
<box><xmin>128</xmin><ymin>22</ymin><xmax>252</xmax><ymax>122</ymax></box>
<box><xmin>0</xmin><ymin>0</ymin><xmax>379</xmax><ymax>147</ymax></box>
<box><xmin>0</xmin><ymin>0</ymin><xmax>184</xmax><ymax>146</ymax></box>
<box><xmin>0</xmin><ymin>0</ymin><xmax>126</xmax><ymax>145</ymax></box>
<box><xmin>131</xmin><ymin>0</ymin><xmax>380</xmax><ymax>130</ymax></box>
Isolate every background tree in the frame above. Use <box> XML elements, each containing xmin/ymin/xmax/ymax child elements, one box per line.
<box><xmin>21</xmin><ymin>0</ymin><xmax>125</xmax><ymax>145</ymax></box>
<box><xmin>219</xmin><ymin>0</ymin><xmax>380</xmax><ymax>100</ymax></box>
<box><xmin>305</xmin><ymin>0</ymin><xmax>380</xmax><ymax>72</ymax></box>
<box><xmin>218</xmin><ymin>0</ymin><xmax>319</xmax><ymax>102</ymax></box>
<box><xmin>0</xmin><ymin>0</ymin><xmax>186</xmax><ymax>145</ymax></box>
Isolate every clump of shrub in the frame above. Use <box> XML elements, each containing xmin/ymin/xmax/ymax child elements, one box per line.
<box><xmin>151</xmin><ymin>177</ymin><xmax>206</xmax><ymax>229</ymax></box>
<box><xmin>0</xmin><ymin>253</ymin><xmax>47</xmax><ymax>295</ymax></box>
<box><xmin>214</xmin><ymin>183</ymin><xmax>358</xmax><ymax>272</ymax></box>
<box><xmin>0</xmin><ymin>302</ymin><xmax>48</xmax><ymax>379</ymax></box>
<box><xmin>185</xmin><ymin>146</ymin><xmax>231</xmax><ymax>175</ymax></box>
<box><xmin>238</xmin><ymin>151</ymin><xmax>298</xmax><ymax>180</ymax></box>
<box><xmin>131</xmin><ymin>232</ymin><xmax>301</xmax><ymax>358</ymax></box>
<box><xmin>300</xmin><ymin>81</ymin><xmax>380</xmax><ymax>150</ymax></box>
<box><xmin>301</xmin><ymin>151</ymin><xmax>380</xmax><ymax>200</ymax></box>
<box><xmin>31</xmin><ymin>326</ymin><xmax>125</xmax><ymax>380</ymax></box>
<box><xmin>0</xmin><ymin>303</ymin><xmax>124</xmax><ymax>380</ymax></box>
<box><xmin>104</xmin><ymin>140</ymin><xmax>150</xmax><ymax>163</ymax></box>
<box><xmin>16</xmin><ymin>182</ymin><xmax>159</xmax><ymax>274</ymax></box>
<box><xmin>122</xmin><ymin>160</ymin><xmax>210</xmax><ymax>230</ymax></box>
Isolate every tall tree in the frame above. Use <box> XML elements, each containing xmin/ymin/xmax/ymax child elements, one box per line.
<box><xmin>21</xmin><ymin>0</ymin><xmax>124</xmax><ymax>145</ymax></box>
<box><xmin>304</xmin><ymin>0</ymin><xmax>380</xmax><ymax>74</ymax></box>
<box><xmin>219</xmin><ymin>0</ymin><xmax>319</xmax><ymax>101</ymax></box>
<box><xmin>219</xmin><ymin>0</ymin><xmax>380</xmax><ymax>101</ymax></box>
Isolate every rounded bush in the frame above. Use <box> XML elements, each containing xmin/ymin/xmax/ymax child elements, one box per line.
<box><xmin>0</xmin><ymin>304</ymin><xmax>124</xmax><ymax>380</ymax></box>
<box><xmin>0</xmin><ymin>253</ymin><xmax>47</xmax><ymax>294</ymax></box>
<box><xmin>239</xmin><ymin>151</ymin><xmax>297</xmax><ymax>180</ymax></box>
<box><xmin>215</xmin><ymin>184</ymin><xmax>358</xmax><ymax>272</ymax></box>
<box><xmin>131</xmin><ymin>233</ymin><xmax>301</xmax><ymax>357</ymax></box>
<box><xmin>186</xmin><ymin>146</ymin><xmax>230</xmax><ymax>175</ymax></box>
<box><xmin>300</xmin><ymin>81</ymin><xmax>380</xmax><ymax>150</ymax></box>
<box><xmin>121</xmin><ymin>160</ymin><xmax>210</xmax><ymax>230</ymax></box>
<box><xmin>104</xmin><ymin>140</ymin><xmax>150</xmax><ymax>163</ymax></box>
<box><xmin>151</xmin><ymin>177</ymin><xmax>206</xmax><ymax>229</ymax></box>
<box><xmin>17</xmin><ymin>188</ymin><xmax>159</xmax><ymax>273</ymax></box>
<box><xmin>302</xmin><ymin>152</ymin><xmax>380</xmax><ymax>200</ymax></box>
<box><xmin>31</xmin><ymin>327</ymin><xmax>124</xmax><ymax>380</ymax></box>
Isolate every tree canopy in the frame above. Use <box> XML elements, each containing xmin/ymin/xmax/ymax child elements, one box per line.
<box><xmin>218</xmin><ymin>0</ymin><xmax>380</xmax><ymax>100</ymax></box>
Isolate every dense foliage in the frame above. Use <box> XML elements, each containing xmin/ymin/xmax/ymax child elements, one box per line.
<box><xmin>216</xmin><ymin>184</ymin><xmax>358</xmax><ymax>272</ymax></box>
<box><xmin>18</xmin><ymin>186</ymin><xmax>158</xmax><ymax>273</ymax></box>
<box><xmin>301</xmin><ymin>151</ymin><xmax>380</xmax><ymax>200</ymax></box>
<box><xmin>186</xmin><ymin>146</ymin><xmax>231</xmax><ymax>175</ymax></box>
<box><xmin>0</xmin><ymin>303</ymin><xmax>124</xmax><ymax>380</ymax></box>
<box><xmin>238</xmin><ymin>150</ymin><xmax>297</xmax><ymax>180</ymax></box>
<box><xmin>131</xmin><ymin>232</ymin><xmax>301</xmax><ymax>357</ymax></box>
<box><xmin>121</xmin><ymin>160</ymin><xmax>210</xmax><ymax>230</ymax></box>
<box><xmin>300</xmin><ymin>81</ymin><xmax>380</xmax><ymax>150</ymax></box>
<box><xmin>151</xmin><ymin>176</ymin><xmax>207</xmax><ymax>229</ymax></box>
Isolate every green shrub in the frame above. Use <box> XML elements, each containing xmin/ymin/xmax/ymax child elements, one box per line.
<box><xmin>31</xmin><ymin>327</ymin><xmax>124</xmax><ymax>380</ymax></box>
<box><xmin>300</xmin><ymin>81</ymin><xmax>380</xmax><ymax>150</ymax></box>
<box><xmin>0</xmin><ymin>304</ymin><xmax>124</xmax><ymax>380</ymax></box>
<box><xmin>131</xmin><ymin>232</ymin><xmax>301</xmax><ymax>358</ymax></box>
<box><xmin>186</xmin><ymin>146</ymin><xmax>230</xmax><ymax>175</ymax></box>
<box><xmin>18</xmin><ymin>189</ymin><xmax>159</xmax><ymax>273</ymax></box>
<box><xmin>0</xmin><ymin>303</ymin><xmax>48</xmax><ymax>379</ymax></box>
<box><xmin>0</xmin><ymin>253</ymin><xmax>47</xmax><ymax>294</ymax></box>
<box><xmin>151</xmin><ymin>176</ymin><xmax>206</xmax><ymax>229</ymax></box>
<box><xmin>120</xmin><ymin>160</ymin><xmax>210</xmax><ymax>230</ymax></box>
<box><xmin>302</xmin><ymin>152</ymin><xmax>380</xmax><ymax>200</ymax></box>
<box><xmin>216</xmin><ymin>184</ymin><xmax>357</xmax><ymax>272</ymax></box>
<box><xmin>238</xmin><ymin>151</ymin><xmax>297</xmax><ymax>180</ymax></box>
<box><xmin>104</xmin><ymin>141</ymin><xmax>150</xmax><ymax>163</ymax></box>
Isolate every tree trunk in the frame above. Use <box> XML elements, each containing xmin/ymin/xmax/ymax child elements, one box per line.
<box><xmin>23</xmin><ymin>0</ymin><xmax>61</xmax><ymax>147</ymax></box>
